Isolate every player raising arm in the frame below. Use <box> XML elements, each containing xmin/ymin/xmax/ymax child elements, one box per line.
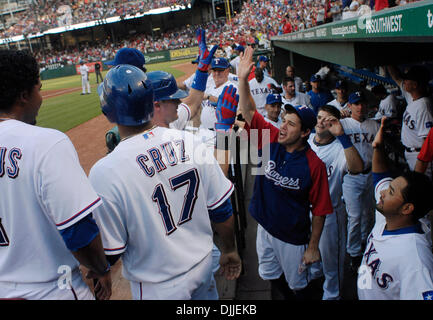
<box><xmin>357</xmin><ymin>117</ymin><xmax>433</xmax><ymax>300</ymax></box>
<box><xmin>90</xmin><ymin>64</ymin><xmax>241</xmax><ymax>300</ymax></box>
<box><xmin>237</xmin><ymin>46</ymin><xmax>333</xmax><ymax>300</ymax></box>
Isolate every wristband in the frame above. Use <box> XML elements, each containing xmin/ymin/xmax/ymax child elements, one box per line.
<box><xmin>215</xmin><ymin>122</ymin><xmax>233</xmax><ymax>132</ymax></box>
<box><xmin>191</xmin><ymin>69</ymin><xmax>208</xmax><ymax>92</ymax></box>
<box><xmin>337</xmin><ymin>134</ymin><xmax>353</xmax><ymax>149</ymax></box>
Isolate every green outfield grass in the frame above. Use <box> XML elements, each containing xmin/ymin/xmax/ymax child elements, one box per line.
<box><xmin>37</xmin><ymin>58</ymin><xmax>192</xmax><ymax>132</ymax></box>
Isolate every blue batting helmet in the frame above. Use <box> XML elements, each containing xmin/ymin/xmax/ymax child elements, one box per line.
<box><xmin>98</xmin><ymin>64</ymin><xmax>154</xmax><ymax>126</ymax></box>
<box><xmin>146</xmin><ymin>71</ymin><xmax>188</xmax><ymax>102</ymax></box>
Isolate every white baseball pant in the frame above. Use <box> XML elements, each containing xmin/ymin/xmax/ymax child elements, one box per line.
<box><xmin>256</xmin><ymin>224</ymin><xmax>321</xmax><ymax>291</ymax></box>
<box><xmin>0</xmin><ymin>268</ymin><xmax>94</xmax><ymax>300</ymax></box>
<box><xmin>343</xmin><ymin>172</ymin><xmax>375</xmax><ymax>258</ymax></box>
<box><xmin>129</xmin><ymin>251</ymin><xmax>216</xmax><ymax>300</ymax></box>
<box><xmin>315</xmin><ymin>204</ymin><xmax>347</xmax><ymax>300</ymax></box>
<box><xmin>81</xmin><ymin>76</ymin><xmax>91</xmax><ymax>94</ymax></box>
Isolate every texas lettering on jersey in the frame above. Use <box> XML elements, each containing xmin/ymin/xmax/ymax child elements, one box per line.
<box><xmin>250</xmin><ymin>87</ymin><xmax>272</xmax><ymax>96</ymax></box>
<box><xmin>362</xmin><ymin>233</ymin><xmax>394</xmax><ymax>289</ymax></box>
<box><xmin>0</xmin><ymin>146</ymin><xmax>22</xmax><ymax>179</ymax></box>
<box><xmin>403</xmin><ymin>112</ymin><xmax>415</xmax><ymax>130</ymax></box>
<box><xmin>347</xmin><ymin>132</ymin><xmax>375</xmax><ymax>144</ymax></box>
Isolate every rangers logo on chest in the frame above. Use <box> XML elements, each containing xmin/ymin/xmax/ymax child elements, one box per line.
<box><xmin>264</xmin><ymin>160</ymin><xmax>300</xmax><ymax>190</ymax></box>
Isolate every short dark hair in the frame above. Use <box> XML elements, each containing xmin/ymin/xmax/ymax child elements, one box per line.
<box><xmin>318</xmin><ymin>104</ymin><xmax>341</xmax><ymax>120</ymax></box>
<box><xmin>282</xmin><ymin>76</ymin><xmax>295</xmax><ymax>86</ymax></box>
<box><xmin>400</xmin><ymin>171</ymin><xmax>433</xmax><ymax>222</ymax></box>
<box><xmin>0</xmin><ymin>50</ymin><xmax>39</xmax><ymax>112</ymax></box>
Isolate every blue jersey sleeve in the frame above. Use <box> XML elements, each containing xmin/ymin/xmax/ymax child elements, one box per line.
<box><xmin>372</xmin><ymin>172</ymin><xmax>392</xmax><ymax>189</ymax></box>
<box><xmin>208</xmin><ymin>198</ymin><xmax>233</xmax><ymax>223</ymax></box>
<box><xmin>59</xmin><ymin>214</ymin><xmax>100</xmax><ymax>252</ymax></box>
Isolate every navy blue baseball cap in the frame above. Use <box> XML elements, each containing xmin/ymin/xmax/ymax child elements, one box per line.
<box><xmin>235</xmin><ymin>45</ymin><xmax>245</xmax><ymax>52</ymax></box>
<box><xmin>266</xmin><ymin>93</ymin><xmax>282</xmax><ymax>105</ymax></box>
<box><xmin>348</xmin><ymin>91</ymin><xmax>367</xmax><ymax>104</ymax></box>
<box><xmin>104</xmin><ymin>48</ymin><xmax>146</xmax><ymax>72</ymax></box>
<box><xmin>284</xmin><ymin>104</ymin><xmax>317</xmax><ymax>131</ymax></box>
<box><xmin>211</xmin><ymin>57</ymin><xmax>230</xmax><ymax>70</ymax></box>
<box><xmin>259</xmin><ymin>55</ymin><xmax>269</xmax><ymax>62</ymax></box>
<box><xmin>310</xmin><ymin>74</ymin><xmax>321</xmax><ymax>82</ymax></box>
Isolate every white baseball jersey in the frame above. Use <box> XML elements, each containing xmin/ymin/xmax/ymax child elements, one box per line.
<box><xmin>373</xmin><ymin>94</ymin><xmax>398</xmax><ymax>120</ymax></box>
<box><xmin>358</xmin><ymin>215</ymin><xmax>433</xmax><ymax>299</ymax></box>
<box><xmin>79</xmin><ymin>64</ymin><xmax>89</xmax><ymax>78</ymax></box>
<box><xmin>340</xmin><ymin>118</ymin><xmax>380</xmax><ymax>170</ymax></box>
<box><xmin>169</xmin><ymin>102</ymin><xmax>191</xmax><ymax>131</ymax></box>
<box><xmin>401</xmin><ymin>96</ymin><xmax>433</xmax><ymax>149</ymax></box>
<box><xmin>249</xmin><ymin>76</ymin><xmax>279</xmax><ymax>116</ymax></box>
<box><xmin>263</xmin><ymin>116</ymin><xmax>282</xmax><ymax>129</ymax></box>
<box><xmin>200</xmin><ymin>79</ymin><xmax>237</xmax><ymax>130</ymax></box>
<box><xmin>282</xmin><ymin>92</ymin><xmax>312</xmax><ymax>109</ymax></box>
<box><xmin>184</xmin><ymin>73</ymin><xmax>237</xmax><ymax>92</ymax></box>
<box><xmin>230</xmin><ymin>56</ymin><xmax>240</xmax><ymax>74</ymax></box>
<box><xmin>308</xmin><ymin>135</ymin><xmax>348</xmax><ymax>209</ymax></box>
<box><xmin>0</xmin><ymin>120</ymin><xmax>101</xmax><ymax>284</ymax></box>
<box><xmin>89</xmin><ymin>126</ymin><xmax>234</xmax><ymax>283</ymax></box>
<box><xmin>328</xmin><ymin>98</ymin><xmax>349</xmax><ymax>112</ymax></box>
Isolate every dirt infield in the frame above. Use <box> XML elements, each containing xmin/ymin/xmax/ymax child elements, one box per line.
<box><xmin>64</xmin><ymin>62</ymin><xmax>195</xmax><ymax>299</ymax></box>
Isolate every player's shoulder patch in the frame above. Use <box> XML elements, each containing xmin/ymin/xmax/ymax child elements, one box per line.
<box><xmin>422</xmin><ymin>290</ymin><xmax>433</xmax><ymax>300</ymax></box>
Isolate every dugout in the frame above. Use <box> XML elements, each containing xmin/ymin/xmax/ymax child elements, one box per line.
<box><xmin>270</xmin><ymin>0</ymin><xmax>433</xmax><ymax>171</ymax></box>
<box><xmin>271</xmin><ymin>1</ymin><xmax>433</xmax><ymax>87</ymax></box>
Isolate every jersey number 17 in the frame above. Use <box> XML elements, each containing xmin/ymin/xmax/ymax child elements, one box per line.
<box><xmin>152</xmin><ymin>169</ymin><xmax>199</xmax><ymax>235</ymax></box>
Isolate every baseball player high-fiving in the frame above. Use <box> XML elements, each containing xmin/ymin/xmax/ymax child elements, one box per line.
<box><xmin>90</xmin><ymin>64</ymin><xmax>241</xmax><ymax>300</ymax></box>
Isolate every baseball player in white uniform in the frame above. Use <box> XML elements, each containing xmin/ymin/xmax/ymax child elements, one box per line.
<box><xmin>229</xmin><ymin>45</ymin><xmax>244</xmax><ymax>75</ymax></box>
<box><xmin>79</xmin><ymin>61</ymin><xmax>91</xmax><ymax>95</ymax></box>
<box><xmin>308</xmin><ymin>104</ymin><xmax>364</xmax><ymax>300</ymax></box>
<box><xmin>328</xmin><ymin>80</ymin><xmax>351</xmax><ymax>118</ymax></box>
<box><xmin>248</xmin><ymin>68</ymin><xmax>279</xmax><ymax>117</ymax></box>
<box><xmin>371</xmin><ymin>84</ymin><xmax>398</xmax><ymax>120</ymax></box>
<box><xmin>0</xmin><ymin>50</ymin><xmax>111</xmax><ymax>300</ymax></box>
<box><xmin>281</xmin><ymin>65</ymin><xmax>303</xmax><ymax>94</ymax></box>
<box><xmin>263</xmin><ymin>93</ymin><xmax>283</xmax><ymax>129</ymax></box>
<box><xmin>341</xmin><ymin>91</ymin><xmax>380</xmax><ymax>272</ymax></box>
<box><xmin>200</xmin><ymin>58</ymin><xmax>238</xmax><ymax>130</ymax></box>
<box><xmin>281</xmin><ymin>77</ymin><xmax>312</xmax><ymax>110</ymax></box>
<box><xmin>358</xmin><ymin>117</ymin><xmax>433</xmax><ymax>300</ymax></box>
<box><xmin>387</xmin><ymin>65</ymin><xmax>433</xmax><ymax>175</ymax></box>
<box><xmin>92</xmin><ymin>64</ymin><xmax>241</xmax><ymax>300</ymax></box>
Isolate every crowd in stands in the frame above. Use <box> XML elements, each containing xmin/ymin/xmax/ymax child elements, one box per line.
<box><xmin>0</xmin><ymin>0</ymin><xmax>191</xmax><ymax>38</ymax></box>
<box><xmin>4</xmin><ymin>0</ymin><xmax>423</xmax><ymax>66</ymax></box>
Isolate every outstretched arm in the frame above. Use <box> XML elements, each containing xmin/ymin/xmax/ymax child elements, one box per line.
<box><xmin>372</xmin><ymin>117</ymin><xmax>389</xmax><ymax>173</ymax></box>
<box><xmin>386</xmin><ymin>65</ymin><xmax>403</xmax><ymax>88</ymax></box>
<box><xmin>182</xmin><ymin>28</ymin><xmax>218</xmax><ymax>119</ymax></box>
<box><xmin>237</xmin><ymin>46</ymin><xmax>256</xmax><ymax>125</ymax></box>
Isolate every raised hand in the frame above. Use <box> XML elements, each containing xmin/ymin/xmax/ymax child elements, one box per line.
<box><xmin>372</xmin><ymin>116</ymin><xmax>387</xmax><ymax>149</ymax></box>
<box><xmin>215</xmin><ymin>85</ymin><xmax>239</xmax><ymax>131</ymax></box>
<box><xmin>237</xmin><ymin>46</ymin><xmax>255</xmax><ymax>81</ymax></box>
<box><xmin>323</xmin><ymin>115</ymin><xmax>344</xmax><ymax>137</ymax></box>
<box><xmin>196</xmin><ymin>28</ymin><xmax>218</xmax><ymax>73</ymax></box>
